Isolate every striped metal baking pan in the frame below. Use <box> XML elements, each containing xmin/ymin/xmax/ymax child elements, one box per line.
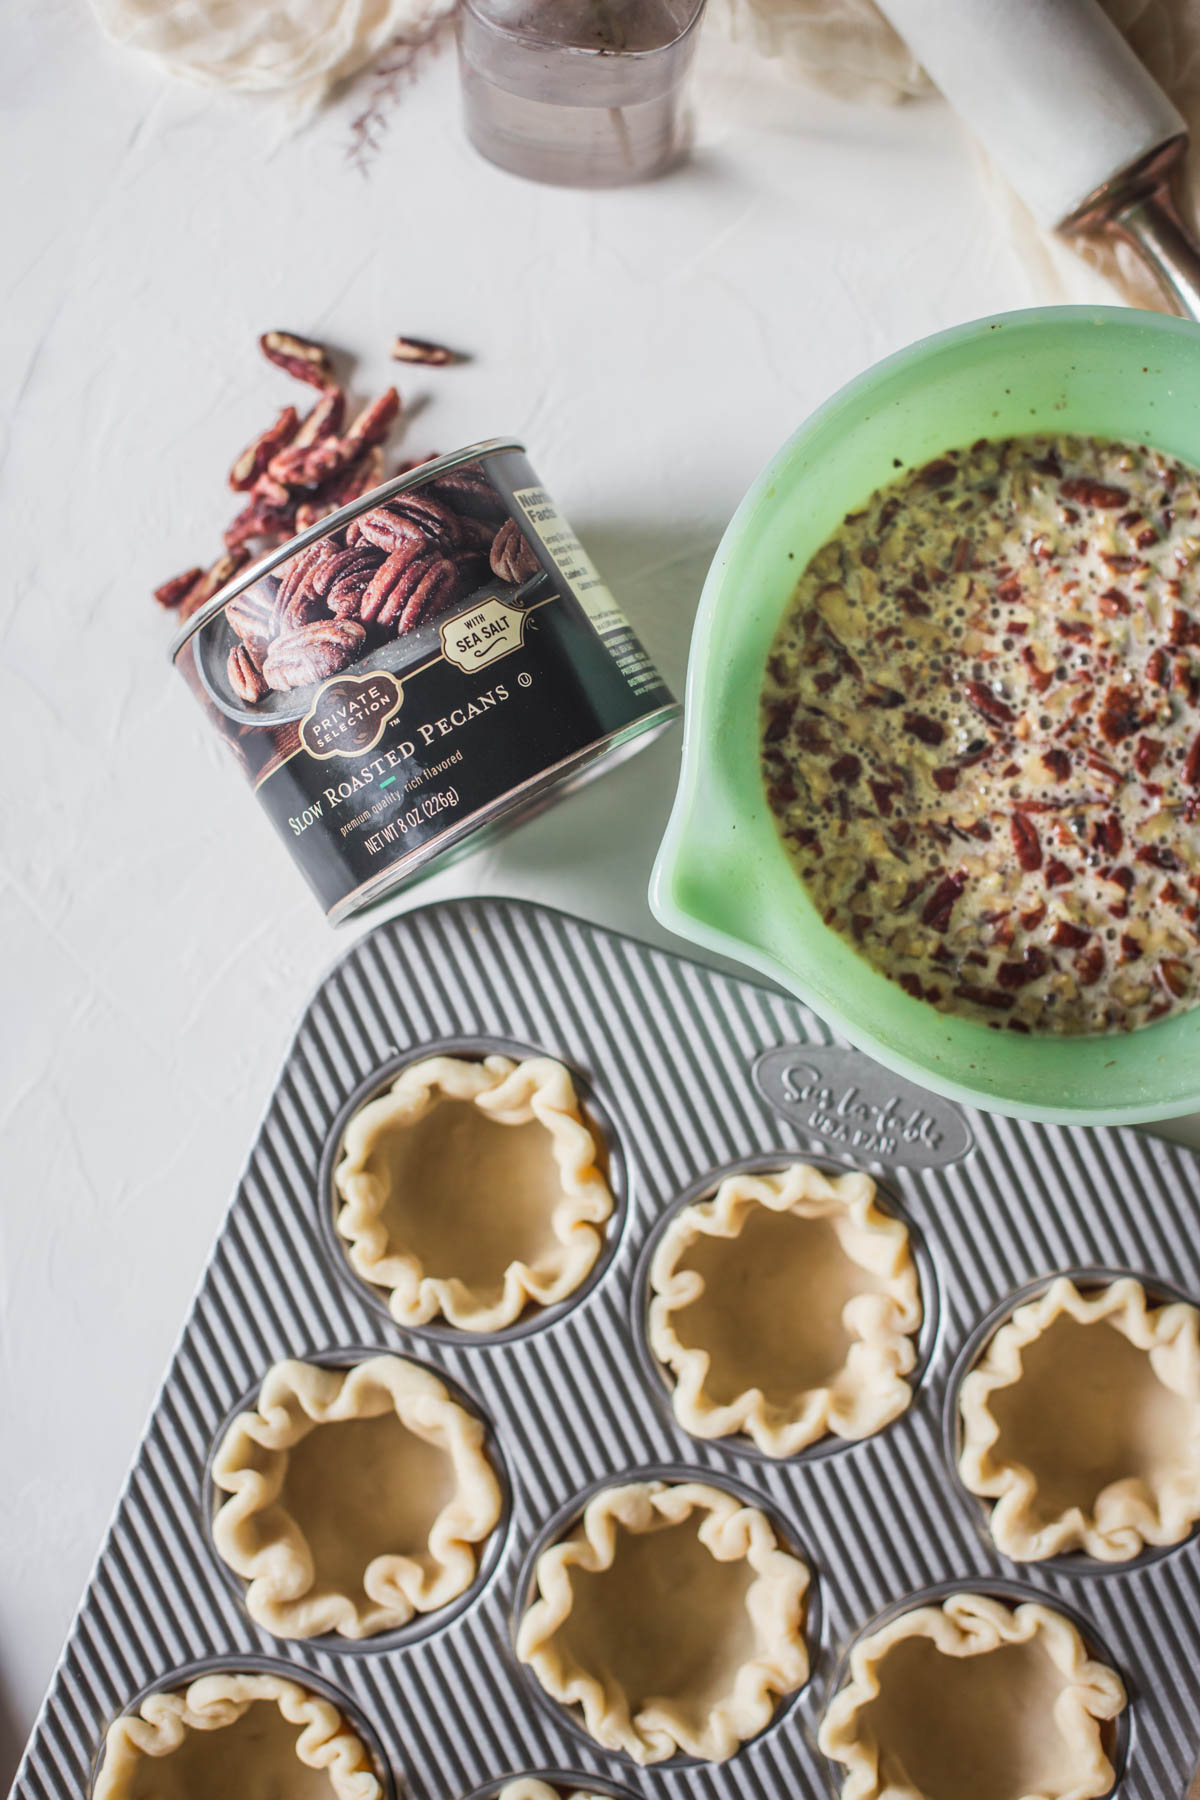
<box><xmin>10</xmin><ymin>897</ymin><xmax>1200</xmax><ymax>1799</ymax></box>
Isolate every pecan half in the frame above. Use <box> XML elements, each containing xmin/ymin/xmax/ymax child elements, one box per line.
<box><xmin>902</xmin><ymin>711</ymin><xmax>945</xmax><ymax>747</ymax></box>
<box><xmin>1010</xmin><ymin>813</ymin><xmax>1042</xmax><ymax>871</ymax></box>
<box><xmin>921</xmin><ymin>870</ymin><xmax>966</xmax><ymax>931</ymax></box>
<box><xmin>1097</xmin><ymin>683</ymin><xmax>1146</xmax><ymax>745</ymax></box>
<box><xmin>356</xmin><ymin>504</ymin><xmax>432</xmax><ymax>556</ymax></box>
<box><xmin>228</xmin><ymin>643</ymin><xmax>268</xmax><ymax>704</ymax></box>
<box><xmin>295</xmin><ymin>446</ymin><xmax>386</xmax><ymax>531</ymax></box>
<box><xmin>490</xmin><ymin>517</ymin><xmax>539</xmax><ymax>583</ymax></box>
<box><xmin>378</xmin><ymin>552</ymin><xmax>460</xmax><ymax>633</ymax></box>
<box><xmin>275</xmin><ymin>540</ymin><xmax>337</xmax><ymax>630</ymax></box>
<box><xmin>390</xmin><ymin>335</ymin><xmax>461</xmax><ymax>366</ymax></box>
<box><xmin>178</xmin><ymin>547</ymin><xmax>251</xmax><ymax>621</ymax></box>
<box><xmin>358</xmin><ymin>541</ymin><xmax>429</xmax><ymax>624</ymax></box>
<box><xmin>224</xmin><ymin>493</ymin><xmax>297</xmax><ymax>551</ymax></box>
<box><xmin>229</xmin><ymin>406</ymin><xmax>299</xmax><ymax>491</ymax></box>
<box><xmin>268</xmin><ymin>436</ymin><xmax>355</xmax><ymax>492</ymax></box>
<box><xmin>262</xmin><ymin>619</ymin><xmax>365</xmax><ymax>691</ymax></box>
<box><xmin>318</xmin><ymin>548</ymin><xmax>386</xmax><ymax>619</ymax></box>
<box><xmin>346</xmin><ymin>388</ymin><xmax>401</xmax><ymax>449</ymax></box>
<box><xmin>259</xmin><ymin>330</ymin><xmax>335</xmax><ymax>390</ymax></box>
<box><xmin>382</xmin><ymin>489</ymin><xmax>463</xmax><ymax>553</ymax></box>
<box><xmin>426</xmin><ymin>469</ymin><xmax>506</xmax><ymax>522</ymax></box>
<box><xmin>226</xmin><ymin>590</ymin><xmax>277</xmax><ymax>663</ymax></box>
<box><xmin>963</xmin><ymin>680</ymin><xmax>1014</xmax><ymax>727</ymax></box>
<box><xmin>1059</xmin><ymin>477</ymin><xmax>1129</xmax><ymax>509</ymax></box>
<box><xmin>154</xmin><ymin>567</ymin><xmax>204</xmax><ymax>609</ymax></box>
<box><xmin>292</xmin><ymin>386</ymin><xmax>346</xmax><ymax>449</ymax></box>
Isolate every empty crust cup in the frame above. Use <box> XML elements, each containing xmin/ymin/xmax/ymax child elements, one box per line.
<box><xmin>212</xmin><ymin>1354</ymin><xmax>502</xmax><ymax>1640</ymax></box>
<box><xmin>334</xmin><ymin>1054</ymin><xmax>614</xmax><ymax>1332</ymax></box>
<box><xmin>92</xmin><ymin>1671</ymin><xmax>382</xmax><ymax>1800</ymax></box>
<box><xmin>819</xmin><ymin>1592</ymin><xmax>1126</xmax><ymax>1800</ymax></box>
<box><xmin>958</xmin><ymin>1274</ymin><xmax>1200</xmax><ymax>1563</ymax></box>
<box><xmin>515</xmin><ymin>1479</ymin><xmax>811</xmax><ymax>1764</ymax></box>
<box><xmin>648</xmin><ymin>1164</ymin><xmax>922</xmax><ymax>1457</ymax></box>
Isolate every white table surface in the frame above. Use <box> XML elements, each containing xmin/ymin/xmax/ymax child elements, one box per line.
<box><xmin>4</xmin><ymin>4</ymin><xmax>1199</xmax><ymax>1782</ymax></box>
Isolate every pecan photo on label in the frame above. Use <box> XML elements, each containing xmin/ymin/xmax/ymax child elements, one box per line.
<box><xmin>491</xmin><ymin>518</ymin><xmax>539</xmax><ymax>584</ymax></box>
<box><xmin>263</xmin><ymin>619</ymin><xmax>367</xmax><ymax>691</ymax></box>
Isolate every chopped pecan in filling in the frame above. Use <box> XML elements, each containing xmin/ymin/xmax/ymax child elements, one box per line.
<box><xmin>761</xmin><ymin>434</ymin><xmax>1200</xmax><ymax>1034</ymax></box>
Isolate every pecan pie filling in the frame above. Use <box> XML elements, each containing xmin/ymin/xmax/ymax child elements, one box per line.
<box><xmin>761</xmin><ymin>434</ymin><xmax>1200</xmax><ymax>1033</ymax></box>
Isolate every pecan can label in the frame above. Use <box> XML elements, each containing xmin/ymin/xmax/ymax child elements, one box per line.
<box><xmin>175</xmin><ymin>442</ymin><xmax>678</xmax><ymax>921</ymax></box>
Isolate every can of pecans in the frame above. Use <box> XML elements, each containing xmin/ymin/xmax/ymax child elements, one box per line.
<box><xmin>170</xmin><ymin>440</ymin><xmax>679</xmax><ymax>922</ymax></box>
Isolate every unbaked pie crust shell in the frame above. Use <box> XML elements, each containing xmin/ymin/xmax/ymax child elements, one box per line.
<box><xmin>515</xmin><ymin>1479</ymin><xmax>810</xmax><ymax>1765</ymax></box>
<box><xmin>496</xmin><ymin>1784</ymin><xmax>608</xmax><ymax>1800</ymax></box>
<box><xmin>334</xmin><ymin>1054</ymin><xmax>613</xmax><ymax>1332</ymax></box>
<box><xmin>212</xmin><ymin>1354</ymin><xmax>501</xmax><ymax>1640</ymax></box>
<box><xmin>92</xmin><ymin>1671</ymin><xmax>382</xmax><ymax>1800</ymax></box>
<box><xmin>819</xmin><ymin>1592</ymin><xmax>1126</xmax><ymax>1800</ymax></box>
<box><xmin>648</xmin><ymin>1163</ymin><xmax>922</xmax><ymax>1456</ymax></box>
<box><xmin>959</xmin><ymin>1275</ymin><xmax>1200</xmax><ymax>1563</ymax></box>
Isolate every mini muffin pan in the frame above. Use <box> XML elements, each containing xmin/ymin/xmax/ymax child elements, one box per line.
<box><xmin>10</xmin><ymin>897</ymin><xmax>1200</xmax><ymax>1800</ymax></box>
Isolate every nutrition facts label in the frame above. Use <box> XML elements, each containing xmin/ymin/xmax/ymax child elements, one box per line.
<box><xmin>514</xmin><ymin>485</ymin><xmax>663</xmax><ymax>697</ymax></box>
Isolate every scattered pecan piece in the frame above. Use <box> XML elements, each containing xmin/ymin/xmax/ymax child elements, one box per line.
<box><xmin>262</xmin><ymin>619</ymin><xmax>366</xmax><ymax>691</ymax></box>
<box><xmin>1097</xmin><ymin>683</ymin><xmax>1145</xmax><ymax>745</ymax></box>
<box><xmin>963</xmin><ymin>680</ymin><xmax>1014</xmax><ymax>726</ymax></box>
<box><xmin>1059</xmin><ymin>477</ymin><xmax>1129</xmax><ymax>508</ymax></box>
<box><xmin>1049</xmin><ymin>920</ymin><xmax>1091</xmax><ymax>949</ymax></box>
<box><xmin>902</xmin><ymin>712</ymin><xmax>945</xmax><ymax>747</ymax></box>
<box><xmin>1041</xmin><ymin>748</ymin><xmax>1071</xmax><ymax>782</ymax></box>
<box><xmin>292</xmin><ymin>387</ymin><xmax>347</xmax><ymax>450</ymax></box>
<box><xmin>1097</xmin><ymin>587</ymin><xmax>1130</xmax><ymax>617</ymax></box>
<box><xmin>259</xmin><ymin>330</ymin><xmax>336</xmax><ymax>390</ymax></box>
<box><xmin>490</xmin><ymin>518</ymin><xmax>539</xmax><ymax>584</ymax></box>
<box><xmin>1185</xmin><ymin>730</ymin><xmax>1200</xmax><ymax>786</ymax></box>
<box><xmin>154</xmin><ymin>566</ymin><xmax>204</xmax><ymax>609</ymax></box>
<box><xmin>953</xmin><ymin>981</ymin><xmax>1015</xmax><ymax>1011</ymax></box>
<box><xmin>1158</xmin><ymin>958</ymin><xmax>1190</xmax><ymax>998</ymax></box>
<box><xmin>1010</xmin><ymin>814</ymin><xmax>1042</xmax><ymax>871</ymax></box>
<box><xmin>1075</xmin><ymin>943</ymin><xmax>1106</xmax><ymax>986</ymax></box>
<box><xmin>1133</xmin><ymin>736</ymin><xmax>1164</xmax><ymax>776</ymax></box>
<box><xmin>391</xmin><ymin>335</ymin><xmax>462</xmax><ymax>366</ymax></box>
<box><xmin>346</xmin><ymin>388</ymin><xmax>401</xmax><ymax>449</ymax></box>
<box><xmin>1021</xmin><ymin>901</ymin><xmax>1047</xmax><ymax>930</ymax></box>
<box><xmin>1020</xmin><ymin>644</ymin><xmax>1054</xmax><ymax>693</ymax></box>
<box><xmin>268</xmin><ymin>436</ymin><xmax>355</xmax><ymax>492</ymax></box>
<box><xmin>294</xmin><ymin>445</ymin><xmax>386</xmax><ymax>531</ymax></box>
<box><xmin>996</xmin><ymin>947</ymin><xmax>1049</xmax><ymax>989</ymax></box>
<box><xmin>1044</xmin><ymin>857</ymin><xmax>1072</xmax><ymax>887</ymax></box>
<box><xmin>227</xmin><ymin>644</ymin><xmax>268</xmax><ymax>704</ymax></box>
<box><xmin>922</xmin><ymin>870</ymin><xmax>966</xmax><ymax>931</ymax></box>
<box><xmin>229</xmin><ymin>406</ymin><xmax>300</xmax><ymax>491</ymax></box>
<box><xmin>178</xmin><ymin>547</ymin><xmax>251</xmax><ymax>621</ymax></box>
<box><xmin>224</xmin><ymin>493</ymin><xmax>297</xmax><ymax>551</ymax></box>
<box><xmin>828</xmin><ymin>753</ymin><xmax>862</xmax><ymax>785</ymax></box>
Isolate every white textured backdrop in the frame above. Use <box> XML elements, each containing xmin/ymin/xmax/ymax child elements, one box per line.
<box><xmin>3</xmin><ymin>2</ymin><xmax>1196</xmax><ymax>1783</ymax></box>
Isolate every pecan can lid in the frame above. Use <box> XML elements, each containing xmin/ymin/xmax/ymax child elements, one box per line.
<box><xmin>167</xmin><ymin>436</ymin><xmax>526</xmax><ymax>663</ymax></box>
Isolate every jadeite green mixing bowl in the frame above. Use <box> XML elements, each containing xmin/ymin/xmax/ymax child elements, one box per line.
<box><xmin>651</xmin><ymin>306</ymin><xmax>1200</xmax><ymax>1125</ymax></box>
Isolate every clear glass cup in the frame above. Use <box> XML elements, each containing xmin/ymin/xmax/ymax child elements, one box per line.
<box><xmin>457</xmin><ymin>0</ymin><xmax>707</xmax><ymax>188</ymax></box>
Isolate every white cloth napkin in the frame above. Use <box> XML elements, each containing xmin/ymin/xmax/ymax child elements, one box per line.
<box><xmin>89</xmin><ymin>0</ymin><xmax>1200</xmax><ymax>311</ymax></box>
<box><xmin>90</xmin><ymin>0</ymin><xmax>455</xmax><ymax>110</ymax></box>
